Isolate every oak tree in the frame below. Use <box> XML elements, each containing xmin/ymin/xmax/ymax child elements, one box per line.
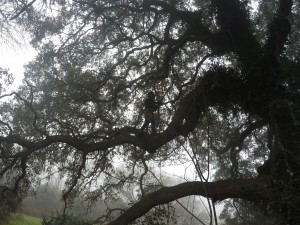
<box><xmin>0</xmin><ymin>0</ymin><xmax>300</xmax><ymax>224</ymax></box>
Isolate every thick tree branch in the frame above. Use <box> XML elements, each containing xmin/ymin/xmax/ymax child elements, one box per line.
<box><xmin>142</xmin><ymin>0</ymin><xmax>229</xmax><ymax>53</ymax></box>
<box><xmin>264</xmin><ymin>0</ymin><xmax>293</xmax><ymax>57</ymax></box>
<box><xmin>212</xmin><ymin>0</ymin><xmax>262</xmax><ymax>67</ymax></box>
<box><xmin>107</xmin><ymin>177</ymin><xmax>270</xmax><ymax>225</ymax></box>
<box><xmin>0</xmin><ymin>68</ymin><xmax>245</xmax><ymax>155</ymax></box>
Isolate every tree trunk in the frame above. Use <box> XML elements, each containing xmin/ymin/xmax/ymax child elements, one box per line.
<box><xmin>269</xmin><ymin>100</ymin><xmax>300</xmax><ymax>223</ymax></box>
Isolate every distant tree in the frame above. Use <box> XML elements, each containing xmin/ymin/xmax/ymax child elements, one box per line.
<box><xmin>0</xmin><ymin>191</ymin><xmax>19</xmax><ymax>221</ymax></box>
<box><xmin>0</xmin><ymin>0</ymin><xmax>300</xmax><ymax>225</ymax></box>
<box><xmin>22</xmin><ymin>178</ymin><xmax>63</xmax><ymax>218</ymax></box>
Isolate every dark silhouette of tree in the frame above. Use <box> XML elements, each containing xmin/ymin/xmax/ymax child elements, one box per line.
<box><xmin>0</xmin><ymin>0</ymin><xmax>300</xmax><ymax>224</ymax></box>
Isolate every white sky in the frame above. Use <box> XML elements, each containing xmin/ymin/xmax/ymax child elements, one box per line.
<box><xmin>0</xmin><ymin>44</ymin><xmax>36</xmax><ymax>89</ymax></box>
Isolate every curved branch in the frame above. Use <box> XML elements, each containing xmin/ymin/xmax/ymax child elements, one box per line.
<box><xmin>108</xmin><ymin>177</ymin><xmax>270</xmax><ymax>225</ymax></box>
<box><xmin>0</xmin><ymin>68</ymin><xmax>245</xmax><ymax>155</ymax></box>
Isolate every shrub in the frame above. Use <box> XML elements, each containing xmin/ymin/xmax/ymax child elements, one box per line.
<box><xmin>0</xmin><ymin>193</ymin><xmax>19</xmax><ymax>221</ymax></box>
<box><xmin>42</xmin><ymin>212</ymin><xmax>92</xmax><ymax>225</ymax></box>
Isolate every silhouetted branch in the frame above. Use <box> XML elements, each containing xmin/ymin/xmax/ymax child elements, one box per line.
<box><xmin>107</xmin><ymin>177</ymin><xmax>269</xmax><ymax>225</ymax></box>
<box><xmin>212</xmin><ymin>120</ymin><xmax>267</xmax><ymax>155</ymax></box>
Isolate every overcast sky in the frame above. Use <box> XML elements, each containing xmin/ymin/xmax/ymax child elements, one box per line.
<box><xmin>0</xmin><ymin>43</ymin><xmax>36</xmax><ymax>89</ymax></box>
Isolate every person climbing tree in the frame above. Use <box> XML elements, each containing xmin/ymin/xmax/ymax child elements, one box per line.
<box><xmin>139</xmin><ymin>91</ymin><xmax>162</xmax><ymax>135</ymax></box>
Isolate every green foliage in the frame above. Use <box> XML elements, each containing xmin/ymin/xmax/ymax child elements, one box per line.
<box><xmin>42</xmin><ymin>212</ymin><xmax>92</xmax><ymax>225</ymax></box>
<box><xmin>0</xmin><ymin>214</ymin><xmax>41</xmax><ymax>225</ymax></box>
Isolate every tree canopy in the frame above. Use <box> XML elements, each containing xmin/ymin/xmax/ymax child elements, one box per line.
<box><xmin>0</xmin><ymin>0</ymin><xmax>300</xmax><ymax>224</ymax></box>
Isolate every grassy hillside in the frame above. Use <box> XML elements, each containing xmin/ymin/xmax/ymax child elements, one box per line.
<box><xmin>0</xmin><ymin>214</ymin><xmax>41</xmax><ymax>225</ymax></box>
